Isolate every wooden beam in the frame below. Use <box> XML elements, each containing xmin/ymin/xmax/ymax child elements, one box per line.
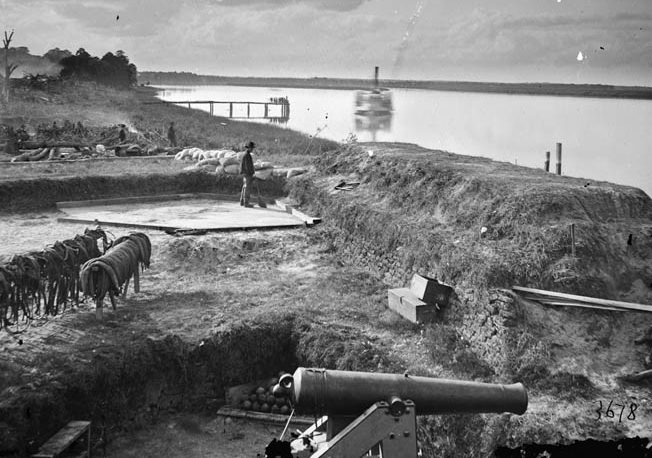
<box><xmin>513</xmin><ymin>286</ymin><xmax>652</xmax><ymax>313</ymax></box>
<box><xmin>621</xmin><ymin>369</ymin><xmax>652</xmax><ymax>382</ymax></box>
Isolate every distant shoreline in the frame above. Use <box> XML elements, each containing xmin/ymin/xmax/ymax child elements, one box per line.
<box><xmin>139</xmin><ymin>72</ymin><xmax>652</xmax><ymax>100</ymax></box>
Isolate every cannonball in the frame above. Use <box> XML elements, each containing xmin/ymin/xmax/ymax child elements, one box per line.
<box><xmin>249</xmin><ymin>394</ymin><xmax>257</xmax><ymax>402</ymax></box>
<box><xmin>252</xmin><ymin>401</ymin><xmax>260</xmax><ymax>411</ymax></box>
<box><xmin>243</xmin><ymin>400</ymin><xmax>252</xmax><ymax>410</ymax></box>
<box><xmin>270</xmin><ymin>404</ymin><xmax>280</xmax><ymax>414</ymax></box>
<box><xmin>267</xmin><ymin>395</ymin><xmax>276</xmax><ymax>404</ymax></box>
<box><xmin>280</xmin><ymin>405</ymin><xmax>290</xmax><ymax>415</ymax></box>
<box><xmin>255</xmin><ymin>386</ymin><xmax>266</xmax><ymax>395</ymax></box>
<box><xmin>260</xmin><ymin>403</ymin><xmax>270</xmax><ymax>413</ymax></box>
<box><xmin>258</xmin><ymin>393</ymin><xmax>267</xmax><ymax>403</ymax></box>
<box><xmin>275</xmin><ymin>397</ymin><xmax>286</xmax><ymax>407</ymax></box>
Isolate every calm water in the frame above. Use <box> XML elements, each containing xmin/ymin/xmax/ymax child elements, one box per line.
<box><xmin>156</xmin><ymin>85</ymin><xmax>652</xmax><ymax>197</ymax></box>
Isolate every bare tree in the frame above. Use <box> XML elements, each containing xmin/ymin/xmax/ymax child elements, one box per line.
<box><xmin>2</xmin><ymin>30</ymin><xmax>19</xmax><ymax>105</ymax></box>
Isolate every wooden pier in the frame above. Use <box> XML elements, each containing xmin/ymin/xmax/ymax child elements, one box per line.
<box><xmin>146</xmin><ymin>98</ymin><xmax>290</xmax><ymax>121</ymax></box>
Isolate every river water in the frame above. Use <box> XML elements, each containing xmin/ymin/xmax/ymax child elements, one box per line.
<box><xmin>156</xmin><ymin>85</ymin><xmax>652</xmax><ymax>197</ymax></box>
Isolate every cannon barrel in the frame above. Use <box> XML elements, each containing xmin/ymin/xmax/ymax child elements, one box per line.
<box><xmin>283</xmin><ymin>368</ymin><xmax>527</xmax><ymax>417</ymax></box>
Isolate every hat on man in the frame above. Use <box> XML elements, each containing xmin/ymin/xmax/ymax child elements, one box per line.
<box><xmin>245</xmin><ymin>141</ymin><xmax>256</xmax><ymax>149</ymax></box>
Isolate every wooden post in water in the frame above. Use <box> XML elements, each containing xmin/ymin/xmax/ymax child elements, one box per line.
<box><xmin>187</xmin><ymin>102</ymin><xmax>191</xmax><ymax>109</ymax></box>
<box><xmin>247</xmin><ymin>103</ymin><xmax>250</xmax><ymax>118</ymax></box>
<box><xmin>544</xmin><ymin>151</ymin><xmax>550</xmax><ymax>172</ymax></box>
<box><xmin>264</xmin><ymin>103</ymin><xmax>269</xmax><ymax>118</ymax></box>
<box><xmin>570</xmin><ymin>223</ymin><xmax>576</xmax><ymax>257</ymax></box>
<box><xmin>210</xmin><ymin>102</ymin><xmax>214</xmax><ymax>116</ymax></box>
<box><xmin>229</xmin><ymin>102</ymin><xmax>233</xmax><ymax>118</ymax></box>
<box><xmin>556</xmin><ymin>143</ymin><xmax>562</xmax><ymax>175</ymax></box>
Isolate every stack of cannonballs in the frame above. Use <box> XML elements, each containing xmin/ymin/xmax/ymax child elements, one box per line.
<box><xmin>240</xmin><ymin>377</ymin><xmax>291</xmax><ymax>415</ymax></box>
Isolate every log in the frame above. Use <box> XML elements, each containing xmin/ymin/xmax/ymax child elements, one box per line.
<box><xmin>21</xmin><ymin>141</ymin><xmax>89</xmax><ymax>149</ymax></box>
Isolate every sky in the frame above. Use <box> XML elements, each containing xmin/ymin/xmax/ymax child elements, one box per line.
<box><xmin>2</xmin><ymin>0</ymin><xmax>651</xmax><ymax>85</ymax></box>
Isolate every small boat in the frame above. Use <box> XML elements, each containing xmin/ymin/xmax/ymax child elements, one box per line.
<box><xmin>355</xmin><ymin>67</ymin><xmax>393</xmax><ymax>115</ymax></box>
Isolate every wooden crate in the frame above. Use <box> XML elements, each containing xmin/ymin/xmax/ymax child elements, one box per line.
<box><xmin>387</xmin><ymin>288</ymin><xmax>438</xmax><ymax>324</ymax></box>
<box><xmin>409</xmin><ymin>274</ymin><xmax>453</xmax><ymax>307</ymax></box>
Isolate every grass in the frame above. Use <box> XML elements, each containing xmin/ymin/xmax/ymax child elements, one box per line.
<box><xmin>3</xmin><ymin>80</ymin><xmax>339</xmax><ymax>168</ymax></box>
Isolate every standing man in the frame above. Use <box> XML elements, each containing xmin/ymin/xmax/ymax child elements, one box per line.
<box><xmin>167</xmin><ymin>121</ymin><xmax>177</xmax><ymax>147</ymax></box>
<box><xmin>240</xmin><ymin>141</ymin><xmax>256</xmax><ymax>208</ymax></box>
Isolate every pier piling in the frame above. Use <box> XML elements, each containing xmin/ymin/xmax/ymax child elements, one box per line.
<box><xmin>544</xmin><ymin>151</ymin><xmax>550</xmax><ymax>172</ymax></box>
<box><xmin>556</xmin><ymin>143</ymin><xmax>562</xmax><ymax>175</ymax></box>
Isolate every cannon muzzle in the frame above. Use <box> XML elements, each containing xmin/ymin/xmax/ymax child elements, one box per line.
<box><xmin>276</xmin><ymin>367</ymin><xmax>527</xmax><ymax>417</ymax></box>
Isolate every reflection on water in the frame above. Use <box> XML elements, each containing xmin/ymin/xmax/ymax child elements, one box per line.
<box><xmin>355</xmin><ymin>112</ymin><xmax>393</xmax><ymax>142</ymax></box>
<box><xmin>156</xmin><ymin>85</ymin><xmax>652</xmax><ymax>197</ymax></box>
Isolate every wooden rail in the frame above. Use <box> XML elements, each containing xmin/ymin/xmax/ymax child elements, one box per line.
<box><xmin>146</xmin><ymin>99</ymin><xmax>290</xmax><ymax>120</ymax></box>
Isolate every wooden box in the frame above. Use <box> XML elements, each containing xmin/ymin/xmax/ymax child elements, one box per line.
<box><xmin>409</xmin><ymin>274</ymin><xmax>453</xmax><ymax>307</ymax></box>
<box><xmin>387</xmin><ymin>288</ymin><xmax>438</xmax><ymax>324</ymax></box>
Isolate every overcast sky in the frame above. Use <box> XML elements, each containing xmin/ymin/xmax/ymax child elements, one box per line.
<box><xmin>2</xmin><ymin>0</ymin><xmax>651</xmax><ymax>85</ymax></box>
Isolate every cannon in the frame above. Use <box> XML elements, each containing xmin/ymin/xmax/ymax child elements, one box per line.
<box><xmin>267</xmin><ymin>367</ymin><xmax>528</xmax><ymax>458</ymax></box>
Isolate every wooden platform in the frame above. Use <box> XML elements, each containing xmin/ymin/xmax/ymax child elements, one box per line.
<box><xmin>56</xmin><ymin>194</ymin><xmax>312</xmax><ymax>233</ymax></box>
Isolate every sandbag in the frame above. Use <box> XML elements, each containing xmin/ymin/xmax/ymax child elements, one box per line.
<box><xmin>254</xmin><ymin>161</ymin><xmax>273</xmax><ymax>170</ymax></box>
<box><xmin>287</xmin><ymin>168</ymin><xmax>307</xmax><ymax>178</ymax></box>
<box><xmin>219</xmin><ymin>151</ymin><xmax>239</xmax><ymax>166</ymax></box>
<box><xmin>224</xmin><ymin>164</ymin><xmax>240</xmax><ymax>175</ymax></box>
<box><xmin>196</xmin><ymin>158</ymin><xmax>220</xmax><ymax>167</ymax></box>
<box><xmin>254</xmin><ymin>169</ymin><xmax>273</xmax><ymax>181</ymax></box>
<box><xmin>48</xmin><ymin>147</ymin><xmax>61</xmax><ymax>160</ymax></box>
<box><xmin>203</xmin><ymin>150</ymin><xmax>220</xmax><ymax>159</ymax></box>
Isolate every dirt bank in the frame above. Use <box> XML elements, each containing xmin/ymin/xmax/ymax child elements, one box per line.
<box><xmin>0</xmin><ymin>171</ymin><xmax>286</xmax><ymax>213</ymax></box>
<box><xmin>286</xmin><ymin>141</ymin><xmax>652</xmax><ymax>449</ymax></box>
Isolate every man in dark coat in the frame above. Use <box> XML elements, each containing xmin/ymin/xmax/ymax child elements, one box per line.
<box><xmin>167</xmin><ymin>121</ymin><xmax>177</xmax><ymax>147</ymax></box>
<box><xmin>239</xmin><ymin>141</ymin><xmax>256</xmax><ymax>207</ymax></box>
<box><xmin>118</xmin><ymin>124</ymin><xmax>127</xmax><ymax>143</ymax></box>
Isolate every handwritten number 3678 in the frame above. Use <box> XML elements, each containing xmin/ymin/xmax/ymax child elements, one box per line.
<box><xmin>596</xmin><ymin>400</ymin><xmax>637</xmax><ymax>422</ymax></box>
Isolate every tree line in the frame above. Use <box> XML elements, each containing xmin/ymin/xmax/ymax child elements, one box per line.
<box><xmin>59</xmin><ymin>48</ymin><xmax>137</xmax><ymax>88</ymax></box>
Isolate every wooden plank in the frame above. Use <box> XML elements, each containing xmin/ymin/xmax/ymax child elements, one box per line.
<box><xmin>518</xmin><ymin>294</ymin><xmax>623</xmax><ymax>311</ymax></box>
<box><xmin>273</xmin><ymin>199</ymin><xmax>321</xmax><ymax>226</ymax></box>
<box><xmin>33</xmin><ymin>421</ymin><xmax>90</xmax><ymax>457</ymax></box>
<box><xmin>537</xmin><ymin>300</ymin><xmax>623</xmax><ymax>312</ymax></box>
<box><xmin>57</xmin><ymin>216</ymin><xmax>304</xmax><ymax>232</ymax></box>
<box><xmin>512</xmin><ymin>286</ymin><xmax>652</xmax><ymax>313</ymax></box>
<box><xmin>216</xmin><ymin>406</ymin><xmax>313</xmax><ymax>426</ymax></box>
